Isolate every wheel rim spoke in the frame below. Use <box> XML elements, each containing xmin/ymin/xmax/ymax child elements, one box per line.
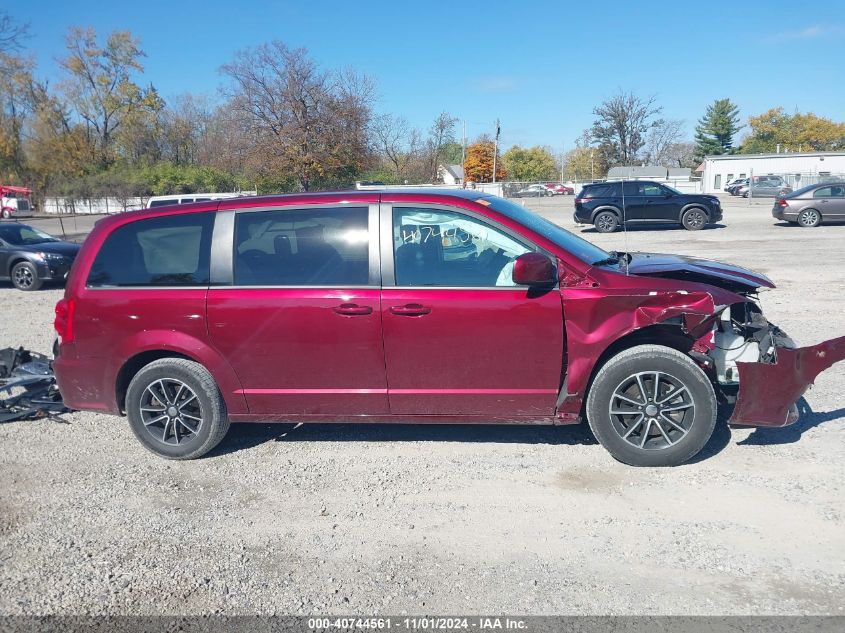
<box><xmin>653</xmin><ymin>418</ymin><xmax>674</xmax><ymax>445</ymax></box>
<box><xmin>622</xmin><ymin>414</ymin><xmax>645</xmax><ymax>439</ymax></box>
<box><xmin>639</xmin><ymin>419</ymin><xmax>652</xmax><ymax>447</ymax></box>
<box><xmin>657</xmin><ymin>386</ymin><xmax>687</xmax><ymax>404</ymax></box>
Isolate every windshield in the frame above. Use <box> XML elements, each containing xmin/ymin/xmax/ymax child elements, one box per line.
<box><xmin>0</xmin><ymin>224</ymin><xmax>59</xmax><ymax>246</ymax></box>
<box><xmin>484</xmin><ymin>196</ymin><xmax>609</xmax><ymax>265</ymax></box>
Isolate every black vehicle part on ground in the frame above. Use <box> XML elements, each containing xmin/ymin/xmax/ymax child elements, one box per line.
<box><xmin>0</xmin><ymin>347</ymin><xmax>70</xmax><ymax>422</ymax></box>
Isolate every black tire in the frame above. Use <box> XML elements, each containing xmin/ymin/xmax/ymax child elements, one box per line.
<box><xmin>593</xmin><ymin>211</ymin><xmax>619</xmax><ymax>233</ymax></box>
<box><xmin>11</xmin><ymin>260</ymin><xmax>42</xmax><ymax>291</ymax></box>
<box><xmin>797</xmin><ymin>208</ymin><xmax>821</xmax><ymax>227</ymax></box>
<box><xmin>126</xmin><ymin>358</ymin><xmax>229</xmax><ymax>459</ymax></box>
<box><xmin>681</xmin><ymin>207</ymin><xmax>707</xmax><ymax>231</ymax></box>
<box><xmin>586</xmin><ymin>345</ymin><xmax>717</xmax><ymax>467</ymax></box>
<box><xmin>1</xmin><ymin>209</ymin><xmax>10</xmax><ymax>219</ymax></box>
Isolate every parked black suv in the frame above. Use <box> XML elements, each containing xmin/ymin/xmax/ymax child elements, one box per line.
<box><xmin>574</xmin><ymin>181</ymin><xmax>723</xmax><ymax>233</ymax></box>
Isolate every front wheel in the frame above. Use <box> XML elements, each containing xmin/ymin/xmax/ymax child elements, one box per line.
<box><xmin>681</xmin><ymin>208</ymin><xmax>707</xmax><ymax>230</ymax></box>
<box><xmin>586</xmin><ymin>345</ymin><xmax>717</xmax><ymax>467</ymax></box>
<box><xmin>11</xmin><ymin>261</ymin><xmax>42</xmax><ymax>291</ymax></box>
<box><xmin>126</xmin><ymin>358</ymin><xmax>230</xmax><ymax>459</ymax></box>
<box><xmin>1</xmin><ymin>209</ymin><xmax>10</xmax><ymax>219</ymax></box>
<box><xmin>593</xmin><ymin>211</ymin><xmax>619</xmax><ymax>233</ymax></box>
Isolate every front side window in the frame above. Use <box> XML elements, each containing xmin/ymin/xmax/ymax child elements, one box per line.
<box><xmin>88</xmin><ymin>213</ymin><xmax>214</xmax><ymax>287</ymax></box>
<box><xmin>234</xmin><ymin>207</ymin><xmax>369</xmax><ymax>286</ymax></box>
<box><xmin>642</xmin><ymin>183</ymin><xmax>665</xmax><ymax>197</ymax></box>
<box><xmin>392</xmin><ymin>207</ymin><xmax>530</xmax><ymax>287</ymax></box>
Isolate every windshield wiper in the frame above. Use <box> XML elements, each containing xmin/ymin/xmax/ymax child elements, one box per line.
<box><xmin>592</xmin><ymin>251</ymin><xmax>629</xmax><ymax>267</ymax></box>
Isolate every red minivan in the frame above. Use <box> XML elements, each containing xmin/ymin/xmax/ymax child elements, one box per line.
<box><xmin>52</xmin><ymin>190</ymin><xmax>844</xmax><ymax>466</ymax></box>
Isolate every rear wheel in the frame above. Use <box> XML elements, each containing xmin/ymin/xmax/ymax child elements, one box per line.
<box><xmin>126</xmin><ymin>358</ymin><xmax>229</xmax><ymax>459</ymax></box>
<box><xmin>11</xmin><ymin>261</ymin><xmax>42</xmax><ymax>291</ymax></box>
<box><xmin>594</xmin><ymin>211</ymin><xmax>619</xmax><ymax>233</ymax></box>
<box><xmin>681</xmin><ymin>207</ymin><xmax>707</xmax><ymax>231</ymax></box>
<box><xmin>586</xmin><ymin>345</ymin><xmax>717</xmax><ymax>467</ymax></box>
<box><xmin>797</xmin><ymin>208</ymin><xmax>821</xmax><ymax>227</ymax></box>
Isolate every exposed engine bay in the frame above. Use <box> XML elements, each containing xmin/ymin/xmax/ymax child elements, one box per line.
<box><xmin>709</xmin><ymin>301</ymin><xmax>794</xmax><ymax>386</ymax></box>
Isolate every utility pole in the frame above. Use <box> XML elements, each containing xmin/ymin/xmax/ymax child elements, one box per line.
<box><xmin>492</xmin><ymin>118</ymin><xmax>500</xmax><ymax>184</ymax></box>
<box><xmin>461</xmin><ymin>120</ymin><xmax>466</xmax><ymax>187</ymax></box>
<box><xmin>560</xmin><ymin>142</ymin><xmax>565</xmax><ymax>183</ymax></box>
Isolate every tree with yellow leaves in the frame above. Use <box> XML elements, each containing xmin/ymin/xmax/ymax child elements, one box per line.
<box><xmin>742</xmin><ymin>108</ymin><xmax>845</xmax><ymax>153</ymax></box>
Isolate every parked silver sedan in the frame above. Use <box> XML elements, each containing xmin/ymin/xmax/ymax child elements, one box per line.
<box><xmin>772</xmin><ymin>182</ymin><xmax>845</xmax><ymax>227</ymax></box>
<box><xmin>738</xmin><ymin>181</ymin><xmax>792</xmax><ymax>198</ymax></box>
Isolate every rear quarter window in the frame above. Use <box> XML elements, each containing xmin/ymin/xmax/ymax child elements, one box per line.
<box><xmin>581</xmin><ymin>184</ymin><xmax>616</xmax><ymax>198</ymax></box>
<box><xmin>87</xmin><ymin>213</ymin><xmax>214</xmax><ymax>287</ymax></box>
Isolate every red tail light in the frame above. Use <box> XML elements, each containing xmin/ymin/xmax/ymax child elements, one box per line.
<box><xmin>54</xmin><ymin>298</ymin><xmax>76</xmax><ymax>343</ymax></box>
<box><xmin>574</xmin><ymin>198</ymin><xmax>584</xmax><ymax>205</ymax></box>
<box><xmin>777</xmin><ymin>198</ymin><xmax>789</xmax><ymax>207</ymax></box>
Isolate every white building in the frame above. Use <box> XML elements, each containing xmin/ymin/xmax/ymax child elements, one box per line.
<box><xmin>701</xmin><ymin>151</ymin><xmax>845</xmax><ymax>194</ymax></box>
<box><xmin>438</xmin><ymin>164</ymin><xmax>464</xmax><ymax>186</ymax></box>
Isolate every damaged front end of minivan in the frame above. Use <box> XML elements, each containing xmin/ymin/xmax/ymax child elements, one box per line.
<box><xmin>559</xmin><ymin>252</ymin><xmax>845</xmax><ymax>429</ymax></box>
<box><xmin>709</xmin><ymin>304</ymin><xmax>845</xmax><ymax>427</ymax></box>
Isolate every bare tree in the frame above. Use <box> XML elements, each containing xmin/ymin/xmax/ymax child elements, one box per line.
<box><xmin>221</xmin><ymin>42</ymin><xmax>373</xmax><ymax>191</ymax></box>
<box><xmin>644</xmin><ymin>119</ymin><xmax>684</xmax><ymax>166</ymax></box>
<box><xmin>426</xmin><ymin>112</ymin><xmax>457</xmax><ymax>181</ymax></box>
<box><xmin>588</xmin><ymin>90</ymin><xmax>662</xmax><ymax>165</ymax></box>
<box><xmin>372</xmin><ymin>113</ymin><xmax>415</xmax><ymax>181</ymax></box>
<box><xmin>0</xmin><ymin>11</ymin><xmax>29</xmax><ymax>54</ymax></box>
<box><xmin>663</xmin><ymin>142</ymin><xmax>697</xmax><ymax>169</ymax></box>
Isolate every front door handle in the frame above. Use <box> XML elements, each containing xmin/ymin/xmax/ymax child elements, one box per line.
<box><xmin>333</xmin><ymin>303</ymin><xmax>373</xmax><ymax>316</ymax></box>
<box><xmin>390</xmin><ymin>304</ymin><xmax>432</xmax><ymax>316</ymax></box>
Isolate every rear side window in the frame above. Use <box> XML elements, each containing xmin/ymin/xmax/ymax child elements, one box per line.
<box><xmin>582</xmin><ymin>184</ymin><xmax>615</xmax><ymax>198</ymax></box>
<box><xmin>148</xmin><ymin>200</ymin><xmax>171</xmax><ymax>208</ymax></box>
<box><xmin>814</xmin><ymin>186</ymin><xmax>845</xmax><ymax>198</ymax></box>
<box><xmin>233</xmin><ymin>207</ymin><xmax>370</xmax><ymax>286</ymax></box>
<box><xmin>87</xmin><ymin>213</ymin><xmax>214</xmax><ymax>287</ymax></box>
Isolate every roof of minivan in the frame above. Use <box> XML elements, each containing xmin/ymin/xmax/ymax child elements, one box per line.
<box><xmin>93</xmin><ymin>189</ymin><xmax>497</xmax><ymax>230</ymax></box>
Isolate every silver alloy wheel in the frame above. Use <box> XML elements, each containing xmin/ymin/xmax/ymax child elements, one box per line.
<box><xmin>139</xmin><ymin>378</ymin><xmax>203</xmax><ymax>445</ymax></box>
<box><xmin>684</xmin><ymin>209</ymin><xmax>705</xmax><ymax>228</ymax></box>
<box><xmin>595</xmin><ymin>213</ymin><xmax>616</xmax><ymax>232</ymax></box>
<box><xmin>608</xmin><ymin>371</ymin><xmax>695</xmax><ymax>450</ymax></box>
<box><xmin>799</xmin><ymin>209</ymin><xmax>820</xmax><ymax>227</ymax></box>
<box><xmin>13</xmin><ymin>264</ymin><xmax>34</xmax><ymax>289</ymax></box>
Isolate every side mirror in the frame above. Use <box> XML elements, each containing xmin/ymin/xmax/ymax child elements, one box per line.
<box><xmin>513</xmin><ymin>252</ymin><xmax>556</xmax><ymax>286</ymax></box>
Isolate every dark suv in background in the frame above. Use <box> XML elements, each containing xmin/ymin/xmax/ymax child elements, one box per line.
<box><xmin>574</xmin><ymin>181</ymin><xmax>723</xmax><ymax>233</ymax></box>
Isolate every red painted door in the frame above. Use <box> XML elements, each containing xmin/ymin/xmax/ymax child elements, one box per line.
<box><xmin>207</xmin><ymin>205</ymin><xmax>388</xmax><ymax>415</ymax></box>
<box><xmin>381</xmin><ymin>205</ymin><xmax>564</xmax><ymax>417</ymax></box>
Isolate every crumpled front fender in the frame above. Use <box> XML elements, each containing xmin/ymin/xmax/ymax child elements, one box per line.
<box><xmin>729</xmin><ymin>335</ymin><xmax>845</xmax><ymax>427</ymax></box>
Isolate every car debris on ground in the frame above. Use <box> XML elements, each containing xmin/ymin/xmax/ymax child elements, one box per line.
<box><xmin>0</xmin><ymin>346</ymin><xmax>69</xmax><ymax>423</ymax></box>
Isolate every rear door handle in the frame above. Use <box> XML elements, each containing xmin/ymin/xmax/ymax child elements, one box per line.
<box><xmin>390</xmin><ymin>304</ymin><xmax>432</xmax><ymax>316</ymax></box>
<box><xmin>333</xmin><ymin>303</ymin><xmax>373</xmax><ymax>316</ymax></box>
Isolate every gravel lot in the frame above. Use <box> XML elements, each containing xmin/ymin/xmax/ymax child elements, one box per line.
<box><xmin>1</xmin><ymin>196</ymin><xmax>844</xmax><ymax>616</ymax></box>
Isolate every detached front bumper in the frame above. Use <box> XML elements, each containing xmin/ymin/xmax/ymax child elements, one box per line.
<box><xmin>729</xmin><ymin>335</ymin><xmax>845</xmax><ymax>427</ymax></box>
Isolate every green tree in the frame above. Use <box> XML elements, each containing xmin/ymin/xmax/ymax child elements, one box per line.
<box><xmin>562</xmin><ymin>146</ymin><xmax>607</xmax><ymax>181</ymax></box>
<box><xmin>502</xmin><ymin>145</ymin><xmax>558</xmax><ymax>182</ymax></box>
<box><xmin>58</xmin><ymin>27</ymin><xmax>150</xmax><ymax>167</ymax></box>
<box><xmin>740</xmin><ymin>108</ymin><xmax>845</xmax><ymax>153</ymax></box>
<box><xmin>694</xmin><ymin>98</ymin><xmax>742</xmax><ymax>161</ymax></box>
